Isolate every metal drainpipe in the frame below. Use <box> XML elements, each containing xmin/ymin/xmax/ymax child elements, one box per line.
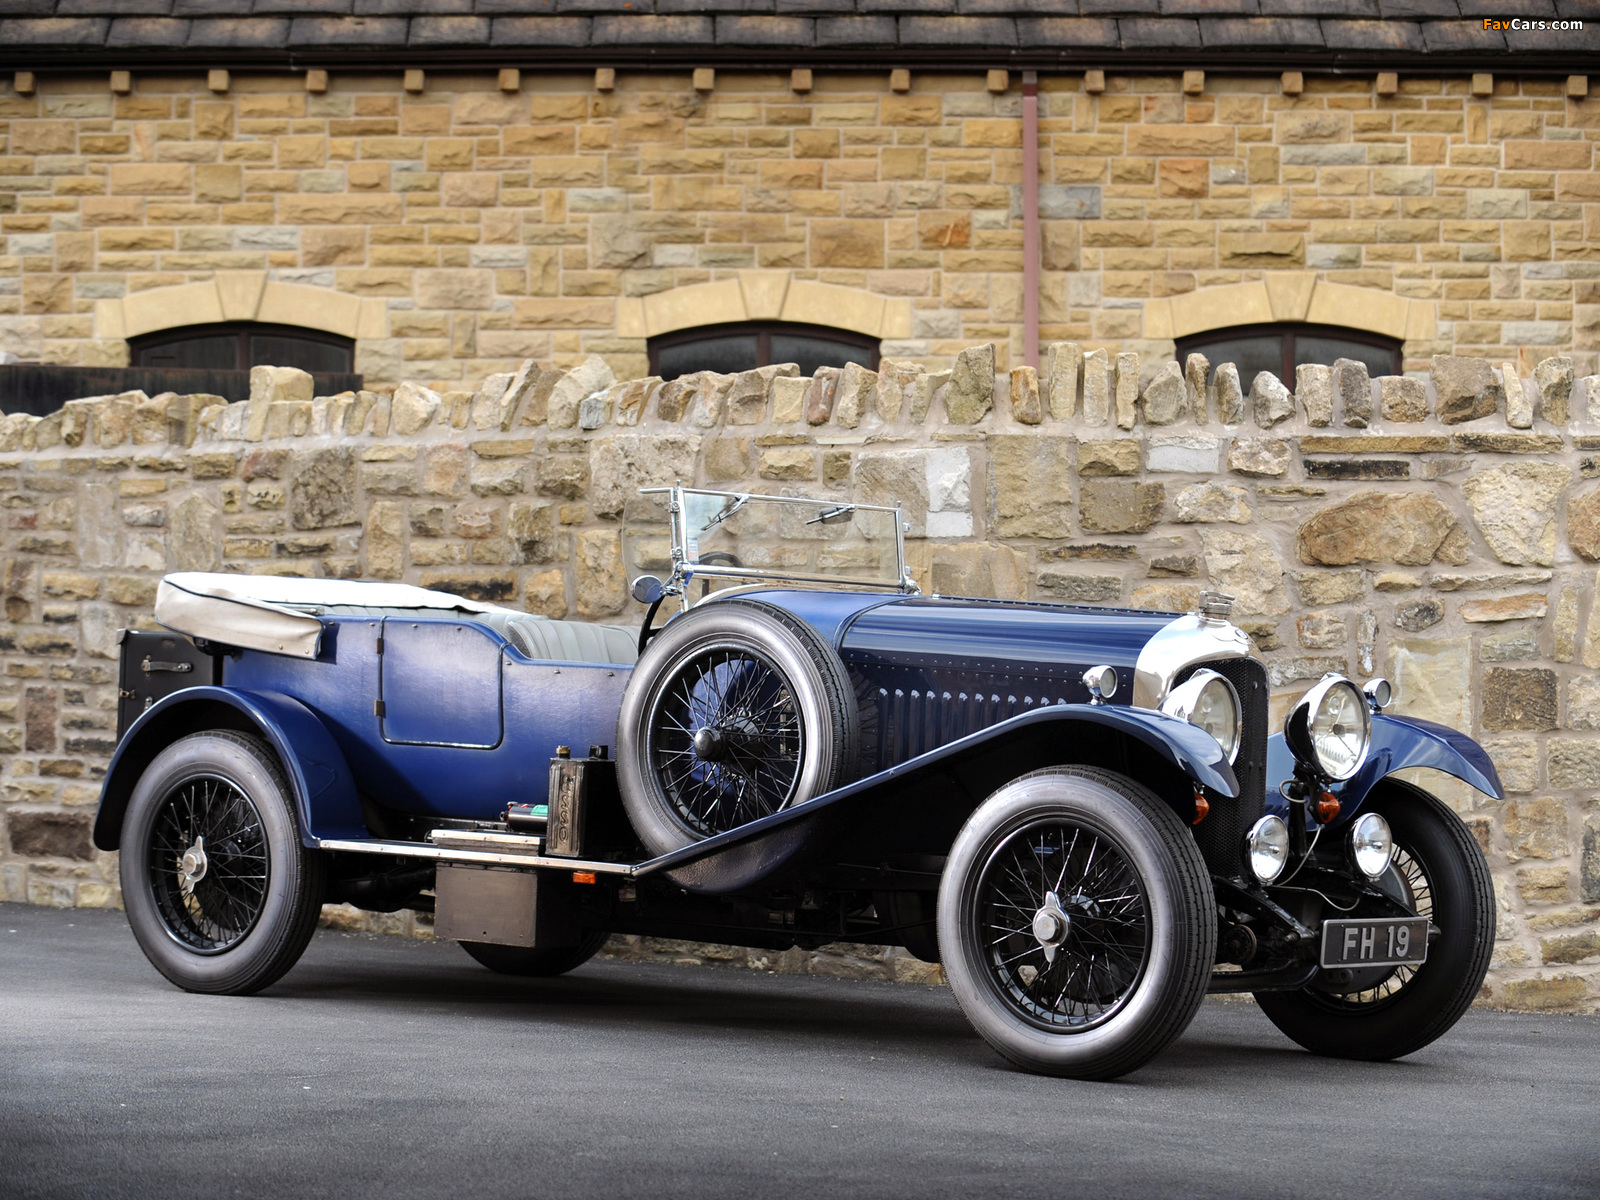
<box><xmin>1022</xmin><ymin>69</ymin><xmax>1040</xmax><ymax>370</ymax></box>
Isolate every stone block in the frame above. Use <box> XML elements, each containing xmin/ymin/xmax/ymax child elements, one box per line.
<box><xmin>1484</xmin><ymin>738</ymin><xmax>1540</xmax><ymax>794</ymax></box>
<box><xmin>925</xmin><ymin>543</ymin><xmax>1026</xmax><ymax>601</ymax></box>
<box><xmin>946</xmin><ymin>344</ymin><xmax>995</xmax><ymax>425</ymax></box>
<box><xmin>1250</xmin><ymin>370</ymin><xmax>1293</xmax><ymax>428</ymax></box>
<box><xmin>1432</xmin><ymin>355</ymin><xmax>1503</xmax><ymax>424</ymax></box>
<box><xmin>1045</xmin><ymin>342</ymin><xmax>1079</xmax><ymax>421</ymax></box>
<box><xmin>1140</xmin><ymin>361</ymin><xmax>1185</xmax><ymax>425</ymax></box>
<box><xmin>1037</xmin><ymin>571</ymin><xmax>1121</xmax><ymax>604</ymax></box>
<box><xmin>1010</xmin><ymin>366</ymin><xmax>1041</xmax><ymax>425</ymax></box>
<box><xmin>7</xmin><ymin>812</ymin><xmax>92</xmax><ymax>861</ymax></box>
<box><xmin>1504</xmin><ymin>797</ymin><xmax>1569</xmax><ymax>862</ymax></box>
<box><xmin>1080</xmin><ymin>480</ymin><xmax>1163</xmax><ymax>535</ymax></box>
<box><xmin>804</xmin><ymin>367</ymin><xmax>840</xmax><ymax>426</ymax></box>
<box><xmin>1148</xmin><ymin>435</ymin><xmax>1220</xmax><ymax>474</ymax></box>
<box><xmin>1077</xmin><ymin>439</ymin><xmax>1139</xmax><ymax>477</ymax></box>
<box><xmin>1535</xmin><ymin>356</ymin><xmax>1575</xmax><ymax>425</ymax></box>
<box><xmin>1549</xmin><ymin>740</ymin><xmax>1600</xmax><ymax>789</ymax></box>
<box><xmin>1297</xmin><ymin>612</ymin><xmax>1348</xmax><ymax>650</ymax></box>
<box><xmin>1481</xmin><ymin>668</ymin><xmax>1558</xmax><ymax>732</ymax></box>
<box><xmin>390</xmin><ymin>380</ymin><xmax>442</xmax><ymax>436</ymax></box>
<box><xmin>1174</xmin><ymin>481</ymin><xmax>1250</xmax><ymax>525</ymax></box>
<box><xmin>589</xmin><ymin>434</ymin><xmax>700</xmax><ymax>520</ymax></box>
<box><xmin>834</xmin><ymin>361</ymin><xmax>876</xmax><ymax>430</ymax></box>
<box><xmin>1480</xmin><ymin>628</ymin><xmax>1540</xmax><ymax>661</ymax></box>
<box><xmin>1294</xmin><ymin>363</ymin><xmax>1334</xmax><ymax>427</ymax></box>
<box><xmin>1461</xmin><ymin>462</ymin><xmax>1569</xmax><ymax>567</ymax></box>
<box><xmin>1377</xmin><ymin>375</ymin><xmax>1428</xmax><ymax>422</ymax></box>
<box><xmin>1081</xmin><ymin>349</ymin><xmax>1111</xmax><ymax>426</ymax></box>
<box><xmin>1198</xmin><ymin>529</ymin><xmax>1290</xmax><ymax>616</ymax></box>
<box><xmin>1228</xmin><ymin>437</ymin><xmax>1289</xmax><ymax>477</ymax></box>
<box><xmin>991</xmin><ymin>436</ymin><xmax>1070</xmax><ymax>539</ymax></box>
<box><xmin>1296</xmin><ymin>492</ymin><xmax>1466</xmax><ymax>567</ymax></box>
<box><xmin>1183</xmin><ymin>353</ymin><xmax>1209</xmax><ymax>424</ymax></box>
<box><xmin>1114</xmin><ymin>352</ymin><xmax>1139</xmax><ymax>430</ymax></box>
<box><xmin>771</xmin><ymin>376</ymin><xmax>808</xmax><ymax>424</ymax></box>
<box><xmin>1387</xmin><ymin>637</ymin><xmax>1471</xmax><ymax>729</ymax></box>
<box><xmin>1395</xmin><ymin>598</ymin><xmax>1444</xmax><ymax>632</ymax></box>
<box><xmin>1460</xmin><ymin>594</ymin><xmax>1548</xmax><ymax>623</ymax></box>
<box><xmin>1214</xmin><ymin>363</ymin><xmax>1245</xmax><ymax>424</ymax></box>
<box><xmin>1333</xmin><ymin>358</ymin><xmax>1371</xmax><ymax>428</ymax></box>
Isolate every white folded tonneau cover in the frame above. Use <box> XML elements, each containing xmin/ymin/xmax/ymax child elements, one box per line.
<box><xmin>154</xmin><ymin>572</ymin><xmax>512</xmax><ymax>659</ymax></box>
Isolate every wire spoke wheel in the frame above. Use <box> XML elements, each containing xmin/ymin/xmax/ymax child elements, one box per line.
<box><xmin>648</xmin><ymin>644</ymin><xmax>804</xmax><ymax>837</ymax></box>
<box><xmin>146</xmin><ymin>772</ymin><xmax>271</xmax><ymax>954</ymax></box>
<box><xmin>977</xmin><ymin>818</ymin><xmax>1151</xmax><ymax>1032</ymax></box>
<box><xmin>1315</xmin><ymin>844</ymin><xmax>1433</xmax><ymax>1008</ymax></box>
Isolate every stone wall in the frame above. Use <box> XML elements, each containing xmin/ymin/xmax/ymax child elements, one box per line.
<box><xmin>1</xmin><ymin>69</ymin><xmax>1597</xmax><ymax>380</ymax></box>
<box><xmin>2</xmin><ymin>343</ymin><xmax>1599</xmax><ymax>1011</ymax></box>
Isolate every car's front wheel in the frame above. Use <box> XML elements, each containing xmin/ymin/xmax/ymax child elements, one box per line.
<box><xmin>938</xmin><ymin>767</ymin><xmax>1216</xmax><ymax>1080</ymax></box>
<box><xmin>120</xmin><ymin>731</ymin><xmax>326</xmax><ymax>995</ymax></box>
<box><xmin>1254</xmin><ymin>780</ymin><xmax>1494</xmax><ymax>1061</ymax></box>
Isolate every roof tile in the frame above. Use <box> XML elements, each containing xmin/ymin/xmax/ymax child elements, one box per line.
<box><xmin>775</xmin><ymin>0</ymin><xmax>851</xmax><ymax>11</ymax></box>
<box><xmin>256</xmin><ymin>0</ymin><xmax>353</xmax><ymax>13</ymax></box>
<box><xmin>590</xmin><ymin>13</ymin><xmax>711</xmax><ymax>43</ymax></box>
<box><xmin>59</xmin><ymin>0</ymin><xmax>173</xmax><ymax>14</ymax></box>
<box><xmin>173</xmin><ymin>0</ymin><xmax>251</xmax><ymax>14</ymax></box>
<box><xmin>815</xmin><ymin>14</ymin><xmax>897</xmax><ymax>44</ymax></box>
<box><xmin>1321</xmin><ymin>17</ymin><xmax>1423</xmax><ymax>50</ymax></box>
<box><xmin>1261</xmin><ymin>0</ymin><xmax>1375</xmax><ymax>14</ymax></box>
<box><xmin>0</xmin><ymin>0</ymin><xmax>53</xmax><ymax>13</ymax></box>
<box><xmin>1376</xmin><ymin>1</ymin><xmax>1459</xmax><ymax>16</ymax></box>
<box><xmin>658</xmin><ymin>0</ymin><xmax>777</xmax><ymax>12</ymax></box>
<box><xmin>1016</xmin><ymin>16</ymin><xmax>1119</xmax><ymax>46</ymax></box>
<box><xmin>106</xmin><ymin>16</ymin><xmax>190</xmax><ymax>45</ymax></box>
<box><xmin>715</xmin><ymin>15</ymin><xmax>814</xmax><ymax>44</ymax></box>
<box><xmin>356</xmin><ymin>0</ymin><xmax>474</xmax><ymax>13</ymax></box>
<box><xmin>285</xmin><ymin>14</ymin><xmax>407</xmax><ymax>43</ymax></box>
<box><xmin>488</xmin><ymin>15</ymin><xmax>590</xmax><ymax>44</ymax></box>
<box><xmin>1160</xmin><ymin>0</ymin><xmax>1258</xmax><ymax>14</ymax></box>
<box><xmin>1422</xmin><ymin>18</ymin><xmax>1501</xmax><ymax>48</ymax></box>
<box><xmin>1117</xmin><ymin>15</ymin><xmax>1200</xmax><ymax>46</ymax></box>
<box><xmin>1199</xmin><ymin>15</ymin><xmax>1323</xmax><ymax>44</ymax></box>
<box><xmin>1082</xmin><ymin>0</ymin><xmax>1160</xmax><ymax>13</ymax></box>
<box><xmin>0</xmin><ymin>15</ymin><xmax>107</xmax><ymax>40</ymax></box>
<box><xmin>185</xmin><ymin>16</ymin><xmax>292</xmax><ymax>46</ymax></box>
<box><xmin>408</xmin><ymin>14</ymin><xmax>489</xmax><ymax>41</ymax></box>
<box><xmin>1455</xmin><ymin>0</ymin><xmax>1553</xmax><ymax>13</ymax></box>
<box><xmin>898</xmin><ymin>14</ymin><xmax>1017</xmax><ymax>44</ymax></box>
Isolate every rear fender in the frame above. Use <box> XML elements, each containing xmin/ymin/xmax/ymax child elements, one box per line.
<box><xmin>646</xmin><ymin>703</ymin><xmax>1237</xmax><ymax>894</ymax></box>
<box><xmin>1265</xmin><ymin>713</ymin><xmax>1505</xmax><ymax>830</ymax></box>
<box><xmin>92</xmin><ymin>686</ymin><xmax>365</xmax><ymax>851</ymax></box>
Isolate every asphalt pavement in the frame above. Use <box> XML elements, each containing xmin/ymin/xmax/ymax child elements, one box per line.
<box><xmin>2</xmin><ymin>901</ymin><xmax>1596</xmax><ymax>1200</ymax></box>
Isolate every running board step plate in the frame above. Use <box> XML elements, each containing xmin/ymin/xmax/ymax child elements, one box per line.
<box><xmin>314</xmin><ymin>836</ymin><xmax>634</xmax><ymax>877</ymax></box>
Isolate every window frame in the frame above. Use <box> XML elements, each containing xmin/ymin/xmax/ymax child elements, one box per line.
<box><xmin>129</xmin><ymin>321</ymin><xmax>356</xmax><ymax>373</ymax></box>
<box><xmin>1175</xmin><ymin>322</ymin><xmax>1401</xmax><ymax>385</ymax></box>
<box><xmin>647</xmin><ymin>320</ymin><xmax>882</xmax><ymax>379</ymax></box>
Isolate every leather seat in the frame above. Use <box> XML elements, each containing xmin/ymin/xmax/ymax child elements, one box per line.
<box><xmin>304</xmin><ymin>605</ymin><xmax>637</xmax><ymax>665</ymax></box>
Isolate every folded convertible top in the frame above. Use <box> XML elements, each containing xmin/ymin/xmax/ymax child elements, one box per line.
<box><xmin>154</xmin><ymin>572</ymin><xmax>512</xmax><ymax>659</ymax></box>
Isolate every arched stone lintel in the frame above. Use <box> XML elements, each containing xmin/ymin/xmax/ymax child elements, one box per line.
<box><xmin>94</xmin><ymin>273</ymin><xmax>388</xmax><ymax>342</ymax></box>
<box><xmin>1144</xmin><ymin>274</ymin><xmax>1436</xmax><ymax>345</ymax></box>
<box><xmin>617</xmin><ymin>271</ymin><xmax>914</xmax><ymax>342</ymax></box>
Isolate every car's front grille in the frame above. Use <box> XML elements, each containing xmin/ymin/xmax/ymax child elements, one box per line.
<box><xmin>1180</xmin><ymin>657</ymin><xmax>1269</xmax><ymax>878</ymax></box>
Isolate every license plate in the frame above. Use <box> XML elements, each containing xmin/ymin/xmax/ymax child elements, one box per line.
<box><xmin>1320</xmin><ymin>917</ymin><xmax>1428</xmax><ymax>970</ymax></box>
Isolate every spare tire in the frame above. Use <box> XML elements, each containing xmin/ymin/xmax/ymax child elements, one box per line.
<box><xmin>616</xmin><ymin>599</ymin><xmax>859</xmax><ymax>857</ymax></box>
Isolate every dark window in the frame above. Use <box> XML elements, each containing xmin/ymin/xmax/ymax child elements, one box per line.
<box><xmin>130</xmin><ymin>322</ymin><xmax>355</xmax><ymax>376</ymax></box>
<box><xmin>649</xmin><ymin>322</ymin><xmax>880</xmax><ymax>381</ymax></box>
<box><xmin>1176</xmin><ymin>324</ymin><xmax>1401</xmax><ymax>395</ymax></box>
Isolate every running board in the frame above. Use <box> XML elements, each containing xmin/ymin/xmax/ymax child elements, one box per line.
<box><xmin>314</xmin><ymin>836</ymin><xmax>636</xmax><ymax>877</ymax></box>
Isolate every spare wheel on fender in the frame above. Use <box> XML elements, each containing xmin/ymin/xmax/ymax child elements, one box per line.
<box><xmin>615</xmin><ymin>598</ymin><xmax>860</xmax><ymax>857</ymax></box>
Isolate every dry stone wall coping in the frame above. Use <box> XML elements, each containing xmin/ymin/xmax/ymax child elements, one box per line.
<box><xmin>2</xmin><ymin>346</ymin><xmax>1599</xmax><ymax>1013</ymax></box>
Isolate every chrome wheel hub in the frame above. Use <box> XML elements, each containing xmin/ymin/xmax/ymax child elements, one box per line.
<box><xmin>177</xmin><ymin>835</ymin><xmax>208</xmax><ymax>897</ymax></box>
<box><xmin>1031</xmin><ymin>890</ymin><xmax>1071</xmax><ymax>965</ymax></box>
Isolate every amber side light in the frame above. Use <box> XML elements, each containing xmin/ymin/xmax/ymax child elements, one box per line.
<box><xmin>1192</xmin><ymin>790</ymin><xmax>1210</xmax><ymax>825</ymax></box>
<box><xmin>1313</xmin><ymin>792</ymin><xmax>1342</xmax><ymax>824</ymax></box>
<box><xmin>573</xmin><ymin>871</ymin><xmax>598</xmax><ymax>885</ymax></box>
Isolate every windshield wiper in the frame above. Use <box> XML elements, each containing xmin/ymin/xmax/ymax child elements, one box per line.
<box><xmin>805</xmin><ymin>504</ymin><xmax>856</xmax><ymax>526</ymax></box>
<box><xmin>700</xmin><ymin>494</ymin><xmax>749</xmax><ymax>531</ymax></box>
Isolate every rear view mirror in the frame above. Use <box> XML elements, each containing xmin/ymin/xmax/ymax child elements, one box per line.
<box><xmin>630</xmin><ymin>575</ymin><xmax>665</xmax><ymax>605</ymax></box>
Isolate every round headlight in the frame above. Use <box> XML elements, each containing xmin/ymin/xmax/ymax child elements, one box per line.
<box><xmin>1246</xmin><ymin>815</ymin><xmax>1290</xmax><ymax>884</ymax></box>
<box><xmin>1350</xmin><ymin>812</ymin><xmax>1394</xmax><ymax>879</ymax></box>
<box><xmin>1161</xmin><ymin>668</ymin><xmax>1242</xmax><ymax>762</ymax></box>
<box><xmin>1284</xmin><ymin>674</ymin><xmax>1371</xmax><ymax>781</ymax></box>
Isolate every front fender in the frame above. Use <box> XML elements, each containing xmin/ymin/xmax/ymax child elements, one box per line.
<box><xmin>1266</xmin><ymin>712</ymin><xmax>1505</xmax><ymax>829</ymax></box>
<box><xmin>647</xmin><ymin>702</ymin><xmax>1237</xmax><ymax>894</ymax></box>
<box><xmin>93</xmin><ymin>686</ymin><xmax>365</xmax><ymax>851</ymax></box>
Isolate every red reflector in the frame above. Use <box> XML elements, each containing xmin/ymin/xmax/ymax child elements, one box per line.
<box><xmin>572</xmin><ymin>871</ymin><xmax>597</xmax><ymax>885</ymax></box>
<box><xmin>1192</xmin><ymin>790</ymin><xmax>1210</xmax><ymax>825</ymax></box>
<box><xmin>1313</xmin><ymin>792</ymin><xmax>1341</xmax><ymax>824</ymax></box>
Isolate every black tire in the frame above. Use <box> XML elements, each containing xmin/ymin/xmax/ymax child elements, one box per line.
<box><xmin>615</xmin><ymin>598</ymin><xmax>859</xmax><ymax>856</ymax></box>
<box><xmin>120</xmin><ymin>731</ymin><xmax>326</xmax><ymax>996</ymax></box>
<box><xmin>458</xmin><ymin>931</ymin><xmax>611</xmax><ymax>977</ymax></box>
<box><xmin>1254</xmin><ymin>780</ymin><xmax>1495</xmax><ymax>1061</ymax></box>
<box><xmin>938</xmin><ymin>766</ymin><xmax>1216</xmax><ymax>1080</ymax></box>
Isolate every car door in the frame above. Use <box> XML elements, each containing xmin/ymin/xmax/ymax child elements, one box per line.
<box><xmin>378</xmin><ymin>618</ymin><xmax>504</xmax><ymax>749</ymax></box>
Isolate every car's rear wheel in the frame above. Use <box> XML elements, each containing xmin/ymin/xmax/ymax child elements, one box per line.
<box><xmin>458</xmin><ymin>931</ymin><xmax>611</xmax><ymax>977</ymax></box>
<box><xmin>120</xmin><ymin>731</ymin><xmax>325</xmax><ymax>995</ymax></box>
<box><xmin>616</xmin><ymin>599</ymin><xmax>858</xmax><ymax>856</ymax></box>
<box><xmin>938</xmin><ymin>767</ymin><xmax>1215</xmax><ymax>1080</ymax></box>
<box><xmin>1254</xmin><ymin>780</ymin><xmax>1494</xmax><ymax>1061</ymax></box>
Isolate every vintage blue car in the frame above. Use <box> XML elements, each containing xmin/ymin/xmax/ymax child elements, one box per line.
<box><xmin>94</xmin><ymin>486</ymin><xmax>1499</xmax><ymax>1080</ymax></box>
